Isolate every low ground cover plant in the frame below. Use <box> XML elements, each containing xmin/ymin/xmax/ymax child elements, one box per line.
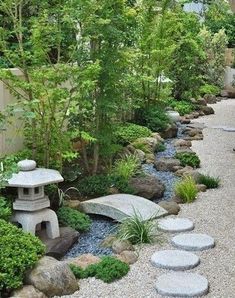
<box><xmin>175</xmin><ymin>176</ymin><xmax>198</xmax><ymax>203</ymax></box>
<box><xmin>198</xmin><ymin>174</ymin><xmax>220</xmax><ymax>189</ymax></box>
<box><xmin>175</xmin><ymin>152</ymin><xmax>200</xmax><ymax>168</ymax></box>
<box><xmin>0</xmin><ymin>220</ymin><xmax>45</xmax><ymax>294</ymax></box>
<box><xmin>155</xmin><ymin>142</ymin><xmax>166</xmax><ymax>153</ymax></box>
<box><xmin>70</xmin><ymin>256</ymin><xmax>129</xmax><ymax>283</ymax></box>
<box><xmin>199</xmin><ymin>84</ymin><xmax>220</xmax><ymax>96</ymax></box>
<box><xmin>57</xmin><ymin>207</ymin><xmax>91</xmax><ymax>232</ymax></box>
<box><xmin>117</xmin><ymin>210</ymin><xmax>158</xmax><ymax>245</ymax></box>
<box><xmin>115</xmin><ymin>123</ymin><xmax>152</xmax><ymax>145</ymax></box>
<box><xmin>167</xmin><ymin>100</ymin><xmax>195</xmax><ymax>116</ymax></box>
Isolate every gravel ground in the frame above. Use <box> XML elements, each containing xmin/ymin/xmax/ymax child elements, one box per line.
<box><xmin>60</xmin><ymin>99</ymin><xmax>235</xmax><ymax>298</ymax></box>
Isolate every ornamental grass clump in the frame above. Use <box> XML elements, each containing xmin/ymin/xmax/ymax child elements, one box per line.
<box><xmin>70</xmin><ymin>256</ymin><xmax>129</xmax><ymax>283</ymax></box>
<box><xmin>198</xmin><ymin>174</ymin><xmax>220</xmax><ymax>189</ymax></box>
<box><xmin>175</xmin><ymin>176</ymin><xmax>198</xmax><ymax>203</ymax></box>
<box><xmin>117</xmin><ymin>210</ymin><xmax>159</xmax><ymax>245</ymax></box>
<box><xmin>111</xmin><ymin>155</ymin><xmax>141</xmax><ymax>181</ymax></box>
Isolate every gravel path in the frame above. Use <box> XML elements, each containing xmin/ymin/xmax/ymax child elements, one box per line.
<box><xmin>61</xmin><ymin>99</ymin><xmax>235</xmax><ymax>298</ymax></box>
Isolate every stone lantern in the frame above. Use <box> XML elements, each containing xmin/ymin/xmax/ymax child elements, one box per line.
<box><xmin>8</xmin><ymin>160</ymin><xmax>64</xmax><ymax>239</ymax></box>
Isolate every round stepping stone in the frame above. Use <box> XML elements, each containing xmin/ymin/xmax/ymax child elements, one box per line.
<box><xmin>172</xmin><ymin>233</ymin><xmax>215</xmax><ymax>251</ymax></box>
<box><xmin>159</xmin><ymin>218</ymin><xmax>194</xmax><ymax>233</ymax></box>
<box><xmin>156</xmin><ymin>272</ymin><xmax>209</xmax><ymax>297</ymax></box>
<box><xmin>151</xmin><ymin>250</ymin><xmax>200</xmax><ymax>270</ymax></box>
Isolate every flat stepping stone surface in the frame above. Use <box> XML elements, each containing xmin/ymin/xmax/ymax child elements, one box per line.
<box><xmin>151</xmin><ymin>250</ymin><xmax>200</xmax><ymax>271</ymax></box>
<box><xmin>172</xmin><ymin>233</ymin><xmax>215</xmax><ymax>251</ymax></box>
<box><xmin>79</xmin><ymin>194</ymin><xmax>167</xmax><ymax>222</ymax></box>
<box><xmin>159</xmin><ymin>218</ymin><xmax>194</xmax><ymax>233</ymax></box>
<box><xmin>156</xmin><ymin>272</ymin><xmax>209</xmax><ymax>297</ymax></box>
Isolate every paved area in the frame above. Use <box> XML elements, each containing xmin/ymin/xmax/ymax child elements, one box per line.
<box><xmin>61</xmin><ymin>99</ymin><xmax>235</xmax><ymax>298</ymax></box>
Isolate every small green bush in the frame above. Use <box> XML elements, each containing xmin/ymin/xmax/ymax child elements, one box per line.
<box><xmin>175</xmin><ymin>152</ymin><xmax>200</xmax><ymax>168</ymax></box>
<box><xmin>175</xmin><ymin>176</ymin><xmax>198</xmax><ymax>203</ymax></box>
<box><xmin>155</xmin><ymin>142</ymin><xmax>166</xmax><ymax>153</ymax></box>
<box><xmin>0</xmin><ymin>197</ymin><xmax>12</xmax><ymax>221</ymax></box>
<box><xmin>199</xmin><ymin>84</ymin><xmax>220</xmax><ymax>96</ymax></box>
<box><xmin>57</xmin><ymin>207</ymin><xmax>91</xmax><ymax>232</ymax></box>
<box><xmin>0</xmin><ymin>220</ymin><xmax>45</xmax><ymax>293</ymax></box>
<box><xmin>137</xmin><ymin>105</ymin><xmax>170</xmax><ymax>132</ymax></box>
<box><xmin>111</xmin><ymin>155</ymin><xmax>141</xmax><ymax>181</ymax></box>
<box><xmin>70</xmin><ymin>256</ymin><xmax>130</xmax><ymax>283</ymax></box>
<box><xmin>132</xmin><ymin>140</ymin><xmax>152</xmax><ymax>154</ymax></box>
<box><xmin>169</xmin><ymin>100</ymin><xmax>195</xmax><ymax>116</ymax></box>
<box><xmin>77</xmin><ymin>174</ymin><xmax>134</xmax><ymax>198</ymax></box>
<box><xmin>198</xmin><ymin>174</ymin><xmax>220</xmax><ymax>189</ymax></box>
<box><xmin>115</xmin><ymin>123</ymin><xmax>152</xmax><ymax>145</ymax></box>
<box><xmin>117</xmin><ymin>210</ymin><xmax>158</xmax><ymax>245</ymax></box>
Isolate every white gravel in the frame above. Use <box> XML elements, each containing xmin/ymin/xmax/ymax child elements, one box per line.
<box><xmin>61</xmin><ymin>99</ymin><xmax>235</xmax><ymax>298</ymax></box>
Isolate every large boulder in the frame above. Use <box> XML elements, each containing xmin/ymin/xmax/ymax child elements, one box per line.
<box><xmin>174</xmin><ymin>139</ymin><xmax>192</xmax><ymax>148</ymax></box>
<box><xmin>204</xmin><ymin>94</ymin><xmax>217</xmax><ymax>104</ymax></box>
<box><xmin>11</xmin><ymin>286</ymin><xmax>47</xmax><ymax>298</ymax></box>
<box><xmin>112</xmin><ymin>239</ymin><xmax>134</xmax><ymax>254</ymax></box>
<box><xmin>116</xmin><ymin>250</ymin><xmax>138</xmax><ymax>265</ymax></box>
<box><xmin>67</xmin><ymin>254</ymin><xmax>101</xmax><ymax>269</ymax></box>
<box><xmin>196</xmin><ymin>98</ymin><xmax>207</xmax><ymax>106</ymax></box>
<box><xmin>154</xmin><ymin>158</ymin><xmax>181</xmax><ymax>172</ymax></box>
<box><xmin>129</xmin><ymin>174</ymin><xmax>165</xmax><ymax>200</ymax></box>
<box><xmin>25</xmin><ymin>256</ymin><xmax>79</xmax><ymax>297</ymax></box>
<box><xmin>175</xmin><ymin>166</ymin><xmax>201</xmax><ymax>182</ymax></box>
<box><xmin>161</xmin><ymin>123</ymin><xmax>178</xmax><ymax>139</ymax></box>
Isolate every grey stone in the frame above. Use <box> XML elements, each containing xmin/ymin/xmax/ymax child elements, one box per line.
<box><xmin>167</xmin><ymin>111</ymin><xmax>181</xmax><ymax>122</ymax></box>
<box><xmin>154</xmin><ymin>158</ymin><xmax>181</xmax><ymax>172</ymax></box>
<box><xmin>129</xmin><ymin>174</ymin><xmax>165</xmax><ymax>200</ymax></box>
<box><xmin>176</xmin><ymin>147</ymin><xmax>195</xmax><ymax>155</ymax></box>
<box><xmin>66</xmin><ymin>254</ymin><xmax>101</xmax><ymax>269</ymax></box>
<box><xmin>200</xmin><ymin>106</ymin><xmax>215</xmax><ymax>115</ymax></box>
<box><xmin>79</xmin><ymin>194</ymin><xmax>167</xmax><ymax>222</ymax></box>
<box><xmin>158</xmin><ymin>201</ymin><xmax>180</xmax><ymax>215</ymax></box>
<box><xmin>172</xmin><ymin>233</ymin><xmax>215</xmax><ymax>251</ymax></box>
<box><xmin>161</xmin><ymin>123</ymin><xmax>178</xmax><ymax>139</ymax></box>
<box><xmin>174</xmin><ymin>139</ymin><xmax>192</xmax><ymax>148</ymax></box>
<box><xmin>18</xmin><ymin>160</ymin><xmax>37</xmax><ymax>171</ymax></box>
<box><xmin>204</xmin><ymin>94</ymin><xmax>217</xmax><ymax>103</ymax></box>
<box><xmin>151</xmin><ymin>250</ymin><xmax>200</xmax><ymax>271</ymax></box>
<box><xmin>156</xmin><ymin>272</ymin><xmax>209</xmax><ymax>297</ymax></box>
<box><xmin>112</xmin><ymin>239</ymin><xmax>134</xmax><ymax>254</ymax></box>
<box><xmin>26</xmin><ymin>256</ymin><xmax>79</xmax><ymax>297</ymax></box>
<box><xmin>159</xmin><ymin>218</ymin><xmax>194</xmax><ymax>233</ymax></box>
<box><xmin>196</xmin><ymin>184</ymin><xmax>207</xmax><ymax>192</ymax></box>
<box><xmin>117</xmin><ymin>250</ymin><xmax>138</xmax><ymax>264</ymax></box>
<box><xmin>11</xmin><ymin>285</ymin><xmax>47</xmax><ymax>298</ymax></box>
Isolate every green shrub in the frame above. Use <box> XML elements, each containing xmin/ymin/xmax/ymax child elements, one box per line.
<box><xmin>0</xmin><ymin>220</ymin><xmax>45</xmax><ymax>293</ymax></box>
<box><xmin>169</xmin><ymin>100</ymin><xmax>195</xmax><ymax>116</ymax></box>
<box><xmin>199</xmin><ymin>84</ymin><xmax>220</xmax><ymax>96</ymax></box>
<box><xmin>111</xmin><ymin>155</ymin><xmax>141</xmax><ymax>181</ymax></box>
<box><xmin>175</xmin><ymin>176</ymin><xmax>198</xmax><ymax>203</ymax></box>
<box><xmin>132</xmin><ymin>140</ymin><xmax>152</xmax><ymax>154</ymax></box>
<box><xmin>175</xmin><ymin>152</ymin><xmax>200</xmax><ymax>168</ymax></box>
<box><xmin>117</xmin><ymin>210</ymin><xmax>158</xmax><ymax>245</ymax></box>
<box><xmin>77</xmin><ymin>174</ymin><xmax>134</xmax><ymax>198</ymax></box>
<box><xmin>115</xmin><ymin>123</ymin><xmax>152</xmax><ymax>145</ymax></box>
<box><xmin>137</xmin><ymin>105</ymin><xmax>170</xmax><ymax>132</ymax></box>
<box><xmin>70</xmin><ymin>256</ymin><xmax>129</xmax><ymax>283</ymax></box>
<box><xmin>198</xmin><ymin>174</ymin><xmax>220</xmax><ymax>189</ymax></box>
<box><xmin>57</xmin><ymin>207</ymin><xmax>91</xmax><ymax>232</ymax></box>
<box><xmin>0</xmin><ymin>197</ymin><xmax>12</xmax><ymax>221</ymax></box>
<box><xmin>155</xmin><ymin>142</ymin><xmax>166</xmax><ymax>153</ymax></box>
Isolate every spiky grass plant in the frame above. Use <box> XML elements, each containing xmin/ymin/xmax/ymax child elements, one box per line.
<box><xmin>117</xmin><ymin>209</ymin><xmax>159</xmax><ymax>245</ymax></box>
<box><xmin>175</xmin><ymin>176</ymin><xmax>198</xmax><ymax>203</ymax></box>
<box><xmin>111</xmin><ymin>155</ymin><xmax>141</xmax><ymax>181</ymax></box>
<box><xmin>198</xmin><ymin>174</ymin><xmax>220</xmax><ymax>189</ymax></box>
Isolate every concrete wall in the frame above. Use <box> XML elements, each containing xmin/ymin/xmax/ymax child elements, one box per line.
<box><xmin>0</xmin><ymin>69</ymin><xmax>24</xmax><ymax>156</ymax></box>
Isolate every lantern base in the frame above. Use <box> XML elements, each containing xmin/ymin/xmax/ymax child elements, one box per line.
<box><xmin>13</xmin><ymin>197</ymin><xmax>50</xmax><ymax>211</ymax></box>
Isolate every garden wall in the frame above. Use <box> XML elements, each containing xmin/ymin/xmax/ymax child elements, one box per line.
<box><xmin>0</xmin><ymin>68</ymin><xmax>24</xmax><ymax>156</ymax></box>
<box><xmin>224</xmin><ymin>66</ymin><xmax>235</xmax><ymax>91</ymax></box>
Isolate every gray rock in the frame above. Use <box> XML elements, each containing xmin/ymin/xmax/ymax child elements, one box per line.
<box><xmin>196</xmin><ymin>98</ymin><xmax>207</xmax><ymax>106</ymax></box>
<box><xmin>176</xmin><ymin>147</ymin><xmax>195</xmax><ymax>154</ymax></box>
<box><xmin>154</xmin><ymin>158</ymin><xmax>181</xmax><ymax>172</ymax></box>
<box><xmin>129</xmin><ymin>174</ymin><xmax>165</xmax><ymax>200</ymax></box>
<box><xmin>132</xmin><ymin>137</ymin><xmax>159</xmax><ymax>153</ymax></box>
<box><xmin>196</xmin><ymin>184</ymin><xmax>207</xmax><ymax>192</ymax></box>
<box><xmin>204</xmin><ymin>94</ymin><xmax>217</xmax><ymax>103</ymax></box>
<box><xmin>37</xmin><ymin>227</ymin><xmax>79</xmax><ymax>259</ymax></box>
<box><xmin>151</xmin><ymin>250</ymin><xmax>200</xmax><ymax>270</ymax></box>
<box><xmin>11</xmin><ymin>285</ymin><xmax>47</xmax><ymax>298</ymax></box>
<box><xmin>200</xmin><ymin>105</ymin><xmax>215</xmax><ymax>115</ymax></box>
<box><xmin>220</xmin><ymin>90</ymin><xmax>228</xmax><ymax>97</ymax></box>
<box><xmin>156</xmin><ymin>272</ymin><xmax>209</xmax><ymax>297</ymax></box>
<box><xmin>161</xmin><ymin>123</ymin><xmax>178</xmax><ymax>139</ymax></box>
<box><xmin>25</xmin><ymin>256</ymin><xmax>79</xmax><ymax>297</ymax></box>
<box><xmin>18</xmin><ymin>160</ymin><xmax>37</xmax><ymax>171</ymax></box>
<box><xmin>180</xmin><ymin>117</ymin><xmax>191</xmax><ymax>124</ymax></box>
<box><xmin>158</xmin><ymin>218</ymin><xmax>194</xmax><ymax>233</ymax></box>
<box><xmin>117</xmin><ymin>250</ymin><xmax>138</xmax><ymax>264</ymax></box>
<box><xmin>158</xmin><ymin>201</ymin><xmax>180</xmax><ymax>215</ymax></box>
<box><xmin>66</xmin><ymin>254</ymin><xmax>101</xmax><ymax>269</ymax></box>
<box><xmin>112</xmin><ymin>239</ymin><xmax>134</xmax><ymax>254</ymax></box>
<box><xmin>174</xmin><ymin>139</ymin><xmax>192</xmax><ymax>148</ymax></box>
<box><xmin>172</xmin><ymin>233</ymin><xmax>215</xmax><ymax>251</ymax></box>
<box><xmin>175</xmin><ymin>166</ymin><xmax>201</xmax><ymax>182</ymax></box>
